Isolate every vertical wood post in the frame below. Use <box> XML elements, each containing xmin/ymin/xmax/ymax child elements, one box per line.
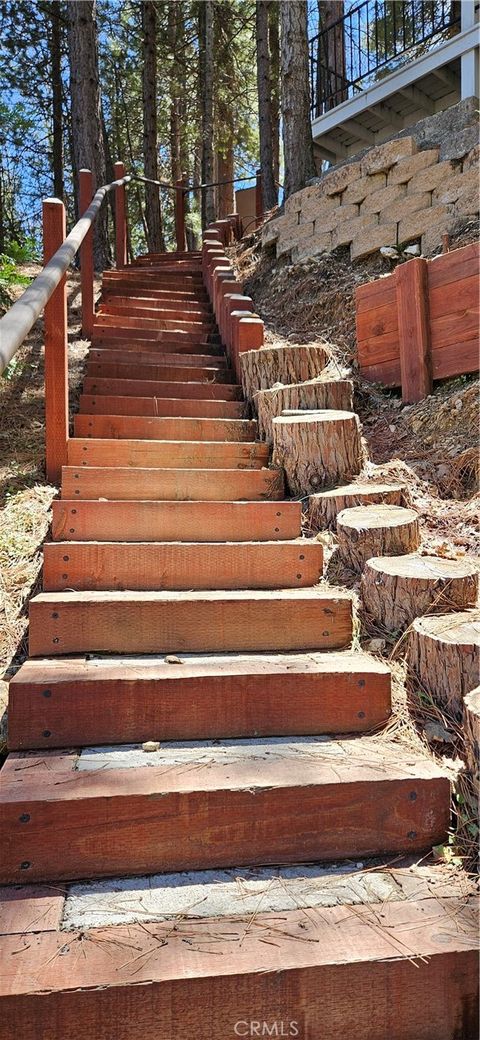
<box><xmin>395</xmin><ymin>258</ymin><xmax>432</xmax><ymax>404</ymax></box>
<box><xmin>175</xmin><ymin>174</ymin><xmax>187</xmax><ymax>252</ymax></box>
<box><xmin>255</xmin><ymin>170</ymin><xmax>263</xmax><ymax>226</ymax></box>
<box><xmin>114</xmin><ymin>161</ymin><xmax>127</xmax><ymax>269</ymax></box>
<box><xmin>79</xmin><ymin>169</ymin><xmax>94</xmax><ymax>339</ymax></box>
<box><xmin>43</xmin><ymin>198</ymin><xmax>68</xmax><ymax>484</ymax></box>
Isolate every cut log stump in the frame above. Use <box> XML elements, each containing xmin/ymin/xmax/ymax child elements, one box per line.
<box><xmin>240</xmin><ymin>345</ymin><xmax>328</xmax><ymax>402</ymax></box>
<box><xmin>361</xmin><ymin>555</ymin><xmax>479</xmax><ymax>634</ymax></box>
<box><xmin>464</xmin><ymin>686</ymin><xmax>480</xmax><ymax>797</ymax></box>
<box><xmin>309</xmin><ymin>482</ymin><xmax>407</xmax><ymax>530</ymax></box>
<box><xmin>257</xmin><ymin>377</ymin><xmax>353</xmax><ymax>442</ymax></box>
<box><xmin>337</xmin><ymin>505</ymin><xmax>420</xmax><ymax>573</ymax></box>
<box><xmin>407</xmin><ymin>611</ymin><xmax>480</xmax><ymax>719</ymax></box>
<box><xmin>272</xmin><ymin>410</ymin><xmax>365</xmax><ymax>496</ymax></box>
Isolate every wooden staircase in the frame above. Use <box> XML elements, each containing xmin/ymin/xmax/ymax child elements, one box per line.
<box><xmin>1</xmin><ymin>251</ymin><xmax>478</xmax><ymax>1039</ymax></box>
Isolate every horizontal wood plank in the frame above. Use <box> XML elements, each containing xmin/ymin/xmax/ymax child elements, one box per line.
<box><xmin>73</xmin><ymin>414</ymin><xmax>257</xmax><ymax>442</ymax></box>
<box><xmin>42</xmin><ymin>539</ymin><xmax>323</xmax><ymax>591</ymax></box>
<box><xmin>61</xmin><ymin>466</ymin><xmax>284</xmax><ymax>501</ymax></box>
<box><xmin>0</xmin><ymin>737</ymin><xmax>446</xmax><ymax>881</ymax></box>
<box><xmin>28</xmin><ymin>588</ymin><xmax>352</xmax><ymax>655</ymax></box>
<box><xmin>83</xmin><ymin>377</ymin><xmax>243</xmax><ymax>400</ymax></box>
<box><xmin>79</xmin><ymin>395</ymin><xmax>246</xmax><ymax>419</ymax></box>
<box><xmin>67</xmin><ymin>438</ymin><xmax>270</xmax><ymax>469</ymax></box>
<box><xmin>51</xmin><ymin>500</ymin><xmax>301</xmax><ymax>542</ymax></box>
<box><xmin>85</xmin><ymin>361</ymin><xmax>235</xmax><ymax>382</ymax></box>
<box><xmin>8</xmin><ymin>650</ymin><xmax>390</xmax><ymax>747</ymax></box>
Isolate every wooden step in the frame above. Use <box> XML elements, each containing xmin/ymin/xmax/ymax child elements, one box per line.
<box><xmin>79</xmin><ymin>395</ymin><xmax>246</xmax><ymax>419</ymax></box>
<box><xmin>51</xmin><ymin>500</ymin><xmax>301</xmax><ymax>542</ymax></box>
<box><xmin>102</xmin><ymin>281</ymin><xmax>209</xmax><ymax>302</ymax></box>
<box><xmin>85</xmin><ymin>361</ymin><xmax>234</xmax><ymax>383</ymax></box>
<box><xmin>94</xmin><ymin>312</ymin><xmax>212</xmax><ymax>335</ymax></box>
<box><xmin>92</xmin><ymin>323</ymin><xmax>208</xmax><ymax>346</ymax></box>
<box><xmin>67</xmin><ymin>438</ymin><xmax>270</xmax><ymax>469</ymax></box>
<box><xmin>61</xmin><ymin>465</ymin><xmax>284</xmax><ymax>501</ymax></box>
<box><xmin>28</xmin><ymin>588</ymin><xmax>353</xmax><ymax>655</ymax></box>
<box><xmin>91</xmin><ymin>334</ymin><xmax>222</xmax><ymax>355</ymax></box>
<box><xmin>83</xmin><ymin>377</ymin><xmax>243</xmax><ymax>400</ymax></box>
<box><xmin>73</xmin><ymin>415</ymin><xmax>257</xmax><ymax>442</ymax></box>
<box><xmin>0</xmin><ymin>736</ymin><xmax>448</xmax><ymax>882</ymax></box>
<box><xmin>8</xmin><ymin>650</ymin><xmax>391</xmax><ymax>748</ymax></box>
<box><xmin>89</xmin><ymin>347</ymin><xmax>226</xmax><ymax>366</ymax></box>
<box><xmin>0</xmin><ymin>866</ymin><xmax>476</xmax><ymax>1040</ymax></box>
<box><xmin>100</xmin><ymin>297</ymin><xmax>212</xmax><ymax>317</ymax></box>
<box><xmin>43</xmin><ymin>538</ymin><xmax>323</xmax><ymax>591</ymax></box>
<box><xmin>98</xmin><ymin>304</ymin><xmax>214</xmax><ymax>329</ymax></box>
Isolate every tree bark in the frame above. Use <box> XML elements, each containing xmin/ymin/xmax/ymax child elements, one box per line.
<box><xmin>50</xmin><ymin>0</ymin><xmax>63</xmax><ymax>200</ymax></box>
<box><xmin>361</xmin><ymin>555</ymin><xmax>479</xmax><ymax>635</ymax></box>
<box><xmin>67</xmin><ymin>0</ymin><xmax>108</xmax><ymax>270</ymax></box>
<box><xmin>317</xmin><ymin>1</ymin><xmax>346</xmax><ymax>112</ymax></box>
<box><xmin>241</xmin><ymin>344</ymin><xmax>328</xmax><ymax>402</ymax></box>
<box><xmin>142</xmin><ymin>0</ymin><xmax>164</xmax><ymax>253</ymax></box>
<box><xmin>256</xmin><ymin>1</ymin><xmax>277</xmax><ymax>211</ymax></box>
<box><xmin>273</xmin><ymin>410</ymin><xmax>365</xmax><ymax>496</ymax></box>
<box><xmin>280</xmin><ymin>0</ymin><xmax>316</xmax><ymax>199</ymax></box>
<box><xmin>268</xmin><ymin>1</ymin><xmax>280</xmax><ymax>188</ymax></box>
<box><xmin>199</xmin><ymin>0</ymin><xmax>215</xmax><ymax>228</ymax></box>
<box><xmin>257</xmin><ymin>376</ymin><xmax>353</xmax><ymax>442</ymax></box>
<box><xmin>337</xmin><ymin>505</ymin><xmax>420</xmax><ymax>573</ymax></box>
<box><xmin>309</xmin><ymin>482</ymin><xmax>406</xmax><ymax>531</ymax></box>
<box><xmin>407</xmin><ymin>611</ymin><xmax>480</xmax><ymax>720</ymax></box>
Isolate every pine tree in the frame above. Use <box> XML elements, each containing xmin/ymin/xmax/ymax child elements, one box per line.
<box><xmin>280</xmin><ymin>0</ymin><xmax>316</xmax><ymax>199</ymax></box>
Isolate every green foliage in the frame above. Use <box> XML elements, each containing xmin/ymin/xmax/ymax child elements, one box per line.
<box><xmin>0</xmin><ymin>253</ymin><xmax>32</xmax><ymax>318</ymax></box>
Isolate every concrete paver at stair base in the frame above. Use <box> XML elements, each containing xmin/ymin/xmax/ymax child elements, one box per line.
<box><xmin>1</xmin><ymin>245</ymin><xmax>477</xmax><ymax>1040</ymax></box>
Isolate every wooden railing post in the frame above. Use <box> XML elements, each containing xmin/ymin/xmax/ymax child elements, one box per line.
<box><xmin>114</xmin><ymin>161</ymin><xmax>127</xmax><ymax>268</ymax></box>
<box><xmin>395</xmin><ymin>257</ymin><xmax>432</xmax><ymax>404</ymax></box>
<box><xmin>42</xmin><ymin>198</ymin><xmax>68</xmax><ymax>484</ymax></box>
<box><xmin>255</xmin><ymin>170</ymin><xmax>263</xmax><ymax>226</ymax></box>
<box><xmin>79</xmin><ymin>169</ymin><xmax>94</xmax><ymax>338</ymax></box>
<box><xmin>175</xmin><ymin>174</ymin><xmax>187</xmax><ymax>252</ymax></box>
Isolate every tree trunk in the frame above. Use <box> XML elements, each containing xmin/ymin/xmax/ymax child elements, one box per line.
<box><xmin>67</xmin><ymin>0</ymin><xmax>108</xmax><ymax>270</ymax></box>
<box><xmin>257</xmin><ymin>376</ymin><xmax>353</xmax><ymax>442</ymax></box>
<box><xmin>241</xmin><ymin>344</ymin><xmax>328</xmax><ymax>402</ymax></box>
<box><xmin>199</xmin><ymin>0</ymin><xmax>215</xmax><ymax>228</ymax></box>
<box><xmin>268</xmin><ymin>1</ymin><xmax>280</xmax><ymax>188</ymax></box>
<box><xmin>280</xmin><ymin>0</ymin><xmax>316</xmax><ymax>199</ymax></box>
<box><xmin>361</xmin><ymin>555</ymin><xmax>479</xmax><ymax>635</ymax></box>
<box><xmin>464</xmin><ymin>686</ymin><xmax>479</xmax><ymax>797</ymax></box>
<box><xmin>337</xmin><ymin>505</ymin><xmax>420</xmax><ymax>573</ymax></box>
<box><xmin>317</xmin><ymin>1</ymin><xmax>346</xmax><ymax>113</ymax></box>
<box><xmin>217</xmin><ymin>141</ymin><xmax>235</xmax><ymax>218</ymax></box>
<box><xmin>168</xmin><ymin>1</ymin><xmax>181</xmax><ymax>186</ymax></box>
<box><xmin>142</xmin><ymin>0</ymin><xmax>164</xmax><ymax>253</ymax></box>
<box><xmin>256</xmin><ymin>1</ymin><xmax>277</xmax><ymax>211</ymax></box>
<box><xmin>309</xmin><ymin>482</ymin><xmax>407</xmax><ymax>530</ymax></box>
<box><xmin>273</xmin><ymin>410</ymin><xmax>365</xmax><ymax>496</ymax></box>
<box><xmin>50</xmin><ymin>1</ymin><xmax>63</xmax><ymax>200</ymax></box>
<box><xmin>407</xmin><ymin>611</ymin><xmax>480</xmax><ymax>720</ymax></box>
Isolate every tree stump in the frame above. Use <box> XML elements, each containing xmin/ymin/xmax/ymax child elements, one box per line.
<box><xmin>336</xmin><ymin>504</ymin><xmax>420</xmax><ymax>572</ymax></box>
<box><xmin>256</xmin><ymin>377</ymin><xmax>353</xmax><ymax>442</ymax></box>
<box><xmin>272</xmin><ymin>410</ymin><xmax>365</xmax><ymax>496</ymax></box>
<box><xmin>464</xmin><ymin>686</ymin><xmax>480</xmax><ymax>796</ymax></box>
<box><xmin>361</xmin><ymin>555</ymin><xmax>479</xmax><ymax>634</ymax></box>
<box><xmin>240</xmin><ymin>345</ymin><xmax>328</xmax><ymax>402</ymax></box>
<box><xmin>407</xmin><ymin>611</ymin><xmax>480</xmax><ymax>719</ymax></box>
<box><xmin>309</xmin><ymin>482</ymin><xmax>407</xmax><ymax>531</ymax></box>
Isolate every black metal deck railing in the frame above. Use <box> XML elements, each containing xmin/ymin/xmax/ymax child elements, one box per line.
<box><xmin>309</xmin><ymin>0</ymin><xmax>461</xmax><ymax>119</ymax></box>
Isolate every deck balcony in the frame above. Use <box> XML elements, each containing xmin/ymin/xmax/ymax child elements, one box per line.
<box><xmin>309</xmin><ymin>0</ymin><xmax>479</xmax><ymax>164</ymax></box>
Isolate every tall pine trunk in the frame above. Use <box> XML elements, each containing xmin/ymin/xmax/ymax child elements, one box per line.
<box><xmin>256</xmin><ymin>1</ymin><xmax>277</xmax><ymax>211</ymax></box>
<box><xmin>67</xmin><ymin>0</ymin><xmax>109</xmax><ymax>270</ymax></box>
<box><xmin>142</xmin><ymin>1</ymin><xmax>164</xmax><ymax>253</ymax></box>
<box><xmin>199</xmin><ymin>0</ymin><xmax>215</xmax><ymax>228</ymax></box>
<box><xmin>280</xmin><ymin>0</ymin><xmax>316</xmax><ymax>200</ymax></box>
<box><xmin>317</xmin><ymin>1</ymin><xmax>346</xmax><ymax>111</ymax></box>
<box><xmin>268</xmin><ymin>1</ymin><xmax>280</xmax><ymax>189</ymax></box>
<box><xmin>50</xmin><ymin>1</ymin><xmax>63</xmax><ymax>200</ymax></box>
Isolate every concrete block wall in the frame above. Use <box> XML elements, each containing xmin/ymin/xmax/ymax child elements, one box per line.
<box><xmin>264</xmin><ymin>111</ymin><xmax>479</xmax><ymax>264</ymax></box>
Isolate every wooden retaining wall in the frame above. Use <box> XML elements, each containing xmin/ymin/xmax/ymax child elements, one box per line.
<box><xmin>355</xmin><ymin>242</ymin><xmax>479</xmax><ymax>402</ymax></box>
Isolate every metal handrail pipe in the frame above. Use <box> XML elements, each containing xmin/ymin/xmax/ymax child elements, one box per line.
<box><xmin>0</xmin><ymin>174</ymin><xmax>131</xmax><ymax>374</ymax></box>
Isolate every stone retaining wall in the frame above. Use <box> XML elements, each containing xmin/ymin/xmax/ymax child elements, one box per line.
<box><xmin>264</xmin><ymin>102</ymin><xmax>479</xmax><ymax>263</ymax></box>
